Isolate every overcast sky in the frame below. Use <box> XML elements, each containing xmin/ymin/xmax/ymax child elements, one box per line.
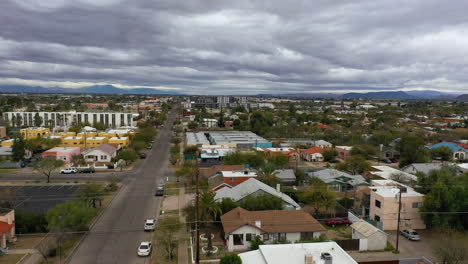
<box><xmin>1</xmin><ymin>0</ymin><xmax>468</xmax><ymax>95</ymax></box>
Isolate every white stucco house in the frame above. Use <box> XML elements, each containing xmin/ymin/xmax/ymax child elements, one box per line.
<box><xmin>221</xmin><ymin>207</ymin><xmax>325</xmax><ymax>252</ymax></box>
<box><xmin>82</xmin><ymin>144</ymin><xmax>117</xmax><ymax>163</ymax></box>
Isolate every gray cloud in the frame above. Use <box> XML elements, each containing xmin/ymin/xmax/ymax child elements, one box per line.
<box><xmin>1</xmin><ymin>0</ymin><xmax>468</xmax><ymax>94</ymax></box>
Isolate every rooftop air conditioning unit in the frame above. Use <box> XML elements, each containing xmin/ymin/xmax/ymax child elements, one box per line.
<box><xmin>304</xmin><ymin>254</ymin><xmax>315</xmax><ymax>264</ymax></box>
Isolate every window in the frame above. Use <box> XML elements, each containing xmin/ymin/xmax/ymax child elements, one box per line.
<box><xmin>246</xmin><ymin>234</ymin><xmax>252</xmax><ymax>241</ymax></box>
<box><xmin>100</xmin><ymin>155</ymin><xmax>107</xmax><ymax>160</ymax></box>
<box><xmin>374</xmin><ymin>215</ymin><xmax>381</xmax><ymax>222</ymax></box>
<box><xmin>279</xmin><ymin>233</ymin><xmax>286</xmax><ymax>240</ymax></box>
<box><xmin>300</xmin><ymin>232</ymin><xmax>314</xmax><ymax>240</ymax></box>
<box><xmin>375</xmin><ymin>200</ymin><xmax>381</xmax><ymax>208</ymax></box>
<box><xmin>230</xmin><ymin>177</ymin><xmax>235</xmax><ymax>182</ymax></box>
<box><xmin>412</xmin><ymin>202</ymin><xmax>422</xmax><ymax>208</ymax></box>
<box><xmin>272</xmin><ymin>233</ymin><xmax>279</xmax><ymax>240</ymax></box>
<box><xmin>263</xmin><ymin>233</ymin><xmax>269</xmax><ymax>241</ymax></box>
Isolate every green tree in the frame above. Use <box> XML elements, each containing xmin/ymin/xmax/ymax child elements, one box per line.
<box><xmin>337</xmin><ymin>155</ymin><xmax>371</xmax><ymax>175</ymax></box>
<box><xmin>299</xmin><ymin>178</ymin><xmax>336</xmax><ymax>215</ymax></box>
<box><xmin>129</xmin><ymin>140</ymin><xmax>146</xmax><ymax>153</ymax></box>
<box><xmin>34</xmin><ymin>113</ymin><xmax>43</xmax><ymax>127</ymax></box>
<box><xmin>46</xmin><ymin>201</ymin><xmax>96</xmax><ymax>231</ymax></box>
<box><xmin>323</xmin><ymin>150</ymin><xmax>337</xmax><ymax>162</ymax></box>
<box><xmin>12</xmin><ymin>136</ymin><xmax>27</xmax><ymax>161</ymax></box>
<box><xmin>200</xmin><ymin>190</ymin><xmax>222</xmax><ymax>251</ymax></box>
<box><xmin>187</xmin><ymin>121</ymin><xmax>198</xmax><ymax>129</ymax></box>
<box><xmin>133</xmin><ymin>127</ymin><xmax>157</xmax><ymax>144</ymax></box>
<box><xmin>223</xmin><ymin>151</ymin><xmax>265</xmax><ymax>168</ymax></box>
<box><xmin>79</xmin><ymin>183</ymin><xmax>105</xmax><ymax>208</ymax></box>
<box><xmin>71</xmin><ymin>154</ymin><xmax>86</xmax><ymax>167</ymax></box>
<box><xmin>32</xmin><ymin>157</ymin><xmax>65</xmax><ymax>183</ymax></box>
<box><xmin>432</xmin><ymin>231</ymin><xmax>468</xmax><ymax>264</ymax></box>
<box><xmin>115</xmin><ymin>149</ymin><xmax>139</xmax><ymax>166</ymax></box>
<box><xmin>218</xmin><ymin>198</ymin><xmax>238</xmax><ymax>215</ymax></box>
<box><xmin>397</xmin><ymin>136</ymin><xmax>429</xmax><ymax>167</ymax></box>
<box><xmin>249</xmin><ymin>235</ymin><xmax>264</xmax><ymax>250</ymax></box>
<box><xmin>350</xmin><ymin>144</ymin><xmax>378</xmax><ymax>158</ymax></box>
<box><xmin>268</xmin><ymin>155</ymin><xmax>289</xmax><ymax>168</ymax></box>
<box><xmin>429</xmin><ymin>146</ymin><xmax>452</xmax><ymax>161</ymax></box>
<box><xmin>220</xmin><ymin>254</ymin><xmax>242</xmax><ymax>264</ymax></box>
<box><xmin>239</xmin><ymin>194</ymin><xmax>284</xmax><ymax>211</ymax></box>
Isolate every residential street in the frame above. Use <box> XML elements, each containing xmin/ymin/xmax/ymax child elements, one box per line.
<box><xmin>68</xmin><ymin>109</ymin><xmax>177</xmax><ymax>264</ymax></box>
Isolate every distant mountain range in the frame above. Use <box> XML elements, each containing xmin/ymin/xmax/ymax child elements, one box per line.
<box><xmin>0</xmin><ymin>85</ymin><xmax>180</xmax><ymax>95</ymax></box>
<box><xmin>456</xmin><ymin>94</ymin><xmax>468</xmax><ymax>101</ymax></box>
<box><xmin>258</xmin><ymin>90</ymin><xmax>461</xmax><ymax>100</ymax></box>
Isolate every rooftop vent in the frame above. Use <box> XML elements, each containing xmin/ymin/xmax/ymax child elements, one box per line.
<box><xmin>304</xmin><ymin>254</ymin><xmax>314</xmax><ymax>264</ymax></box>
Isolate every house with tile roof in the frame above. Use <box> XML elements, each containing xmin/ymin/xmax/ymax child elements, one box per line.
<box><xmin>0</xmin><ymin>209</ymin><xmax>15</xmax><ymax>249</ymax></box>
<box><xmin>300</xmin><ymin>147</ymin><xmax>331</xmax><ymax>162</ymax></box>
<box><xmin>215</xmin><ymin>178</ymin><xmax>300</xmax><ymax>210</ymax></box>
<box><xmin>221</xmin><ymin>207</ymin><xmax>325</xmax><ymax>252</ymax></box>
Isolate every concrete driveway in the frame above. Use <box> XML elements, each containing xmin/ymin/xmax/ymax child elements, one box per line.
<box><xmin>349</xmin><ymin>230</ymin><xmax>437</xmax><ymax>263</ymax></box>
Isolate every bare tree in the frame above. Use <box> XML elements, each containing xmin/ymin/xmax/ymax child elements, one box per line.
<box><xmin>36</xmin><ymin>236</ymin><xmax>57</xmax><ymax>263</ymax></box>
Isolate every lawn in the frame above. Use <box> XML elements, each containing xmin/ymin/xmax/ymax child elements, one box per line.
<box><xmin>325</xmin><ymin>225</ymin><xmax>352</xmax><ymax>239</ymax></box>
<box><xmin>164</xmin><ymin>182</ymin><xmax>180</xmax><ymax>196</ymax></box>
<box><xmin>11</xmin><ymin>235</ymin><xmax>45</xmax><ymax>249</ymax></box>
<box><xmin>0</xmin><ymin>169</ymin><xmax>15</xmax><ymax>174</ymax></box>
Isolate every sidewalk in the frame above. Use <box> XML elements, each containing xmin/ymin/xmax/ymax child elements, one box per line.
<box><xmin>178</xmin><ymin>185</ymin><xmax>190</xmax><ymax>264</ymax></box>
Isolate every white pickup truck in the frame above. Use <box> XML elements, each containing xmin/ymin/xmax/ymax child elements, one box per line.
<box><xmin>60</xmin><ymin>167</ymin><xmax>77</xmax><ymax>174</ymax></box>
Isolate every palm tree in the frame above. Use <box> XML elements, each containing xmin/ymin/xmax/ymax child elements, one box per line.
<box><xmin>200</xmin><ymin>190</ymin><xmax>221</xmax><ymax>251</ymax></box>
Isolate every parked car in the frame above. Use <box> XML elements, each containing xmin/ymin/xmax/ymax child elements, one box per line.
<box><xmin>144</xmin><ymin>219</ymin><xmax>156</xmax><ymax>231</ymax></box>
<box><xmin>146</xmin><ymin>144</ymin><xmax>153</xmax><ymax>149</ymax></box>
<box><xmin>60</xmin><ymin>167</ymin><xmax>77</xmax><ymax>174</ymax></box>
<box><xmin>326</xmin><ymin>217</ymin><xmax>351</xmax><ymax>227</ymax></box>
<box><xmin>137</xmin><ymin>242</ymin><xmax>152</xmax><ymax>257</ymax></box>
<box><xmin>389</xmin><ymin>158</ymin><xmax>398</xmax><ymax>163</ymax></box>
<box><xmin>80</xmin><ymin>168</ymin><xmax>95</xmax><ymax>173</ymax></box>
<box><xmin>379</xmin><ymin>158</ymin><xmax>392</xmax><ymax>164</ymax></box>
<box><xmin>157</xmin><ymin>183</ymin><xmax>164</xmax><ymax>190</ymax></box>
<box><xmin>155</xmin><ymin>189</ymin><xmax>164</xmax><ymax>196</ymax></box>
<box><xmin>328</xmin><ymin>159</ymin><xmax>339</xmax><ymax>163</ymax></box>
<box><xmin>139</xmin><ymin>153</ymin><xmax>147</xmax><ymax>159</ymax></box>
<box><xmin>400</xmin><ymin>229</ymin><xmax>420</xmax><ymax>241</ymax></box>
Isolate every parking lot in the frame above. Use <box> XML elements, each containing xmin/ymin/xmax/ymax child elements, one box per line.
<box><xmin>0</xmin><ymin>184</ymin><xmax>80</xmax><ymax>214</ymax></box>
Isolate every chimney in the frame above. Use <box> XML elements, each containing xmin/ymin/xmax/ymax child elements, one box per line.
<box><xmin>276</xmin><ymin>184</ymin><xmax>281</xmax><ymax>192</ymax></box>
<box><xmin>255</xmin><ymin>220</ymin><xmax>261</xmax><ymax>228</ymax></box>
<box><xmin>304</xmin><ymin>254</ymin><xmax>314</xmax><ymax>264</ymax></box>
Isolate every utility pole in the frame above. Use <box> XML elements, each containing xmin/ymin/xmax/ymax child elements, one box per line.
<box><xmin>195</xmin><ymin>151</ymin><xmax>200</xmax><ymax>264</ymax></box>
<box><xmin>395</xmin><ymin>186</ymin><xmax>402</xmax><ymax>252</ymax></box>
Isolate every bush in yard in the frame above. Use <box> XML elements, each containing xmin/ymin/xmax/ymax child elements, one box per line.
<box><xmin>220</xmin><ymin>254</ymin><xmax>242</xmax><ymax>264</ymax></box>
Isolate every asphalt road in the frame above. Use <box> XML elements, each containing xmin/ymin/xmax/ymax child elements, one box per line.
<box><xmin>69</xmin><ymin>109</ymin><xmax>177</xmax><ymax>264</ymax></box>
<box><xmin>0</xmin><ymin>170</ymin><xmax>126</xmax><ymax>182</ymax></box>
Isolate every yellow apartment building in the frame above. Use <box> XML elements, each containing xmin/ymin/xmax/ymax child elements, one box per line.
<box><xmin>98</xmin><ymin>132</ymin><xmax>117</xmax><ymax>138</ymax></box>
<box><xmin>85</xmin><ymin>137</ymin><xmax>108</xmax><ymax>147</ymax></box>
<box><xmin>60</xmin><ymin>136</ymin><xmax>85</xmax><ymax>148</ymax></box>
<box><xmin>108</xmin><ymin>136</ymin><xmax>129</xmax><ymax>147</ymax></box>
<box><xmin>55</xmin><ymin>132</ymin><xmax>76</xmax><ymax>138</ymax></box>
<box><xmin>20</xmin><ymin>127</ymin><xmax>51</xmax><ymax>139</ymax></box>
<box><xmin>1</xmin><ymin>139</ymin><xmax>15</xmax><ymax>147</ymax></box>
<box><xmin>78</xmin><ymin>132</ymin><xmax>98</xmax><ymax>138</ymax></box>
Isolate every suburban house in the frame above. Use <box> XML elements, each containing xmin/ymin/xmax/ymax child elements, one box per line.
<box><xmin>262</xmin><ymin>148</ymin><xmax>299</xmax><ymax>163</ymax></box>
<box><xmin>335</xmin><ymin>146</ymin><xmax>353</xmax><ymax>161</ymax></box>
<box><xmin>238</xmin><ymin>242</ymin><xmax>357</xmax><ymax>264</ymax></box>
<box><xmin>41</xmin><ymin>147</ymin><xmax>81</xmax><ymax>164</ymax></box>
<box><xmin>300</xmin><ymin>147</ymin><xmax>330</xmax><ymax>162</ymax></box>
<box><xmin>272</xmin><ymin>169</ymin><xmax>296</xmax><ymax>184</ymax></box>
<box><xmin>0</xmin><ymin>209</ymin><xmax>15</xmax><ymax>249</ymax></box>
<box><xmin>214</xmin><ymin>178</ymin><xmax>300</xmax><ymax>210</ymax></box>
<box><xmin>208</xmin><ymin>169</ymin><xmax>258</xmax><ymax>190</ymax></box>
<box><xmin>199</xmin><ymin>146</ymin><xmax>235</xmax><ymax>165</ymax></box>
<box><xmin>82</xmin><ymin>144</ymin><xmax>117</xmax><ymax>164</ymax></box>
<box><xmin>351</xmin><ymin>219</ymin><xmax>388</xmax><ymax>251</ymax></box>
<box><xmin>308</xmin><ymin>169</ymin><xmax>369</xmax><ymax>192</ymax></box>
<box><xmin>221</xmin><ymin>207</ymin><xmax>326</xmax><ymax>252</ymax></box>
<box><xmin>402</xmin><ymin>163</ymin><xmax>455</xmax><ymax>175</ymax></box>
<box><xmin>369</xmin><ymin>180</ymin><xmax>426</xmax><ymax>230</ymax></box>
<box><xmin>368</xmin><ymin>166</ymin><xmax>417</xmax><ymax>183</ymax></box>
<box><xmin>426</xmin><ymin>141</ymin><xmax>468</xmax><ymax>160</ymax></box>
<box><xmin>202</xmin><ymin>118</ymin><xmax>218</xmax><ymax>128</ymax></box>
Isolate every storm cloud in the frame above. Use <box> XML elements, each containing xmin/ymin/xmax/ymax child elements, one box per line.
<box><xmin>1</xmin><ymin>0</ymin><xmax>468</xmax><ymax>94</ymax></box>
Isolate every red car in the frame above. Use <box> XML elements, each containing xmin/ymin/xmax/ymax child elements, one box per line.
<box><xmin>326</xmin><ymin>217</ymin><xmax>351</xmax><ymax>227</ymax></box>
